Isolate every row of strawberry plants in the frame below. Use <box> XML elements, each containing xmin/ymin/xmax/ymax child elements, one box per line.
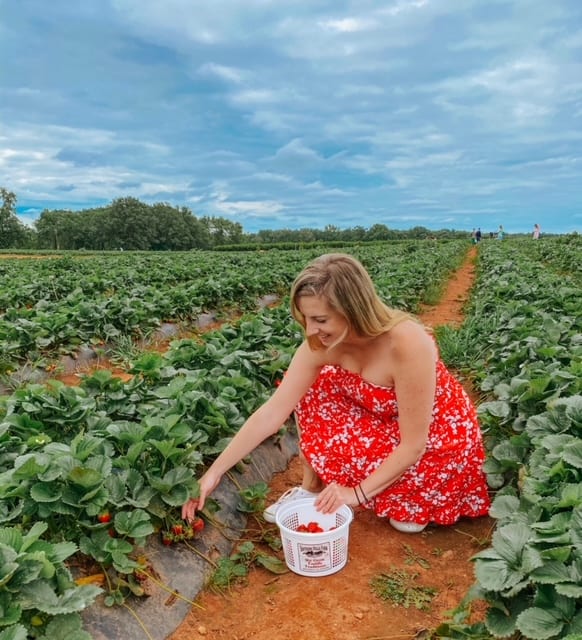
<box><xmin>0</xmin><ymin>241</ymin><xmax>471</xmax><ymax>639</ymax></box>
<box><xmin>519</xmin><ymin>234</ymin><xmax>581</xmax><ymax>280</ymax></box>
<box><xmin>436</xmin><ymin>238</ymin><xmax>582</xmax><ymax>640</ymax></box>
<box><xmin>0</xmin><ymin>242</ymin><xmax>465</xmax><ymax>377</ymax></box>
<box><xmin>0</xmin><ymin>303</ymin><xmax>303</xmax><ymax>638</ymax></box>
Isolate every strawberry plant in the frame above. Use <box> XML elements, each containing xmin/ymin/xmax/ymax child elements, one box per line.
<box><xmin>209</xmin><ymin>541</ymin><xmax>287</xmax><ymax>593</ymax></box>
<box><xmin>437</xmin><ymin>239</ymin><xmax>582</xmax><ymax>640</ymax></box>
<box><xmin>236</xmin><ymin>482</ymin><xmax>269</xmax><ymax>514</ymax></box>
<box><xmin>0</xmin><ymin>522</ymin><xmax>101</xmax><ymax>639</ymax></box>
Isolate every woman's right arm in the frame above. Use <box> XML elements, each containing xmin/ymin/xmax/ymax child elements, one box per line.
<box><xmin>182</xmin><ymin>341</ymin><xmax>323</xmax><ymax>519</ymax></box>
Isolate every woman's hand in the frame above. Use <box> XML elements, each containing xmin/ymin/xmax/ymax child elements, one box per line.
<box><xmin>181</xmin><ymin>470</ymin><xmax>222</xmax><ymax>523</ymax></box>
<box><xmin>314</xmin><ymin>482</ymin><xmax>359</xmax><ymax>514</ymax></box>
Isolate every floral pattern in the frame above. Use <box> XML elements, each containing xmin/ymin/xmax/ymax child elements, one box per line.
<box><xmin>295</xmin><ymin>361</ymin><xmax>491</xmax><ymax>525</ymax></box>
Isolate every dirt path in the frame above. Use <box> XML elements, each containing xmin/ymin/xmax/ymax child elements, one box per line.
<box><xmin>167</xmin><ymin>245</ymin><xmax>494</xmax><ymax>640</ymax></box>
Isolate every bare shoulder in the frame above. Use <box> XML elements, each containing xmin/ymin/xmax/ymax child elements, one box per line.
<box><xmin>387</xmin><ymin>319</ymin><xmax>435</xmax><ymax>361</ymax></box>
<box><xmin>293</xmin><ymin>340</ymin><xmax>332</xmax><ymax>368</ymax></box>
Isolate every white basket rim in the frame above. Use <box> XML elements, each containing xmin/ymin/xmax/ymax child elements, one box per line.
<box><xmin>275</xmin><ymin>497</ymin><xmax>354</xmax><ymax>530</ymax></box>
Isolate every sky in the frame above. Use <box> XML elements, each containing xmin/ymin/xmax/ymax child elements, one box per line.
<box><xmin>1</xmin><ymin>1</ymin><xmax>582</xmax><ymax>235</ymax></box>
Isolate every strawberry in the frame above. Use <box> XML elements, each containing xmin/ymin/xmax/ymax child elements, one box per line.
<box><xmin>307</xmin><ymin>521</ymin><xmax>324</xmax><ymax>533</ymax></box>
<box><xmin>98</xmin><ymin>511</ymin><xmax>112</xmax><ymax>524</ymax></box>
<box><xmin>191</xmin><ymin>516</ymin><xmax>205</xmax><ymax>532</ymax></box>
<box><xmin>161</xmin><ymin>532</ymin><xmax>174</xmax><ymax>546</ymax></box>
<box><xmin>171</xmin><ymin>524</ymin><xmax>184</xmax><ymax>536</ymax></box>
<box><xmin>297</xmin><ymin>521</ymin><xmax>324</xmax><ymax>533</ymax></box>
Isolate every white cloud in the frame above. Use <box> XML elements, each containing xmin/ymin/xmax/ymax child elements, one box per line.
<box><xmin>0</xmin><ymin>0</ymin><xmax>580</xmax><ymax>233</ymax></box>
<box><xmin>198</xmin><ymin>63</ymin><xmax>245</xmax><ymax>83</ymax></box>
<box><xmin>319</xmin><ymin>17</ymin><xmax>374</xmax><ymax>33</ymax></box>
<box><xmin>213</xmin><ymin>198</ymin><xmax>284</xmax><ymax>217</ymax></box>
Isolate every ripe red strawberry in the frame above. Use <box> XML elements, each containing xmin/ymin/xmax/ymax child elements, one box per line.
<box><xmin>191</xmin><ymin>517</ymin><xmax>205</xmax><ymax>532</ymax></box>
<box><xmin>171</xmin><ymin>524</ymin><xmax>184</xmax><ymax>536</ymax></box>
<box><xmin>98</xmin><ymin>512</ymin><xmax>112</xmax><ymax>524</ymax></box>
<box><xmin>307</xmin><ymin>521</ymin><xmax>324</xmax><ymax>533</ymax></box>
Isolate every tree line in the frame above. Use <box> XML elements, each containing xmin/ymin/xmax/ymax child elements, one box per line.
<box><xmin>1</xmin><ymin>188</ymin><xmax>469</xmax><ymax>251</ymax></box>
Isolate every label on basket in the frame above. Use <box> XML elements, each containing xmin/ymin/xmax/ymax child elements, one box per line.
<box><xmin>297</xmin><ymin>541</ymin><xmax>333</xmax><ymax>573</ymax></box>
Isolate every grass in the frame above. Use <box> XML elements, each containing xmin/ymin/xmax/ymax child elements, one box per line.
<box><xmin>107</xmin><ymin>335</ymin><xmax>147</xmax><ymax>368</ymax></box>
<box><xmin>370</xmin><ymin>568</ymin><xmax>437</xmax><ymax>611</ymax></box>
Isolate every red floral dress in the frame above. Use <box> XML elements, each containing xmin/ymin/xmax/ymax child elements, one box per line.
<box><xmin>295</xmin><ymin>361</ymin><xmax>491</xmax><ymax>525</ymax></box>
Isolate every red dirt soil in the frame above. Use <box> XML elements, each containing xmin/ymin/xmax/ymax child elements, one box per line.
<box><xmin>167</xmin><ymin>246</ymin><xmax>495</xmax><ymax>640</ymax></box>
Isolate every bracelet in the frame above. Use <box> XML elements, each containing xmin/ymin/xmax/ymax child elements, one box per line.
<box><xmin>359</xmin><ymin>483</ymin><xmax>370</xmax><ymax>503</ymax></box>
<box><xmin>353</xmin><ymin>486</ymin><xmax>362</xmax><ymax>506</ymax></box>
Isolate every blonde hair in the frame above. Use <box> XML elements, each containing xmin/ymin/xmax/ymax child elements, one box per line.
<box><xmin>290</xmin><ymin>253</ymin><xmax>414</xmax><ymax>349</ymax></box>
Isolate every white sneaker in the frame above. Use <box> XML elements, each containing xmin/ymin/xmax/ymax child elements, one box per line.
<box><xmin>389</xmin><ymin>518</ymin><xmax>427</xmax><ymax>533</ymax></box>
<box><xmin>263</xmin><ymin>487</ymin><xmax>319</xmax><ymax>523</ymax></box>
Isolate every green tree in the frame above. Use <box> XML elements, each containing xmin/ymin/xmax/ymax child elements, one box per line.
<box><xmin>150</xmin><ymin>203</ymin><xmax>194</xmax><ymax>250</ymax></box>
<box><xmin>367</xmin><ymin>223</ymin><xmax>391</xmax><ymax>241</ymax></box>
<box><xmin>201</xmin><ymin>216</ymin><xmax>245</xmax><ymax>246</ymax></box>
<box><xmin>0</xmin><ymin>188</ymin><xmax>30</xmax><ymax>248</ymax></box>
<box><xmin>104</xmin><ymin>197</ymin><xmax>153</xmax><ymax>250</ymax></box>
<box><xmin>35</xmin><ymin>209</ymin><xmax>87</xmax><ymax>249</ymax></box>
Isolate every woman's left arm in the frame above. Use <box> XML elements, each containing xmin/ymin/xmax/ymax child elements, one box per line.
<box><xmin>315</xmin><ymin>324</ymin><xmax>436</xmax><ymax>513</ymax></box>
<box><xmin>366</xmin><ymin>325</ymin><xmax>437</xmax><ymax>492</ymax></box>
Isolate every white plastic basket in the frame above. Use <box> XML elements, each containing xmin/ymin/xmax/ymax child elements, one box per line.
<box><xmin>275</xmin><ymin>497</ymin><xmax>354</xmax><ymax>577</ymax></box>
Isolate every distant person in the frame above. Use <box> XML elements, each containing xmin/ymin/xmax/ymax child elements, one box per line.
<box><xmin>497</xmin><ymin>225</ymin><xmax>504</xmax><ymax>240</ymax></box>
<box><xmin>475</xmin><ymin>228</ymin><xmax>482</xmax><ymax>243</ymax></box>
<box><xmin>470</xmin><ymin>229</ymin><xmax>477</xmax><ymax>245</ymax></box>
<box><xmin>532</xmin><ymin>223</ymin><xmax>541</xmax><ymax>240</ymax></box>
<box><xmin>182</xmin><ymin>253</ymin><xmax>491</xmax><ymax>534</ymax></box>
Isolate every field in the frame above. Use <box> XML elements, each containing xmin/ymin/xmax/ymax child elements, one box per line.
<box><xmin>0</xmin><ymin>237</ymin><xmax>581</xmax><ymax>640</ymax></box>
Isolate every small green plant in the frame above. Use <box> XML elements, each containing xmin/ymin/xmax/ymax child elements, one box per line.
<box><xmin>209</xmin><ymin>541</ymin><xmax>287</xmax><ymax>593</ymax></box>
<box><xmin>402</xmin><ymin>543</ymin><xmax>431</xmax><ymax>569</ymax></box>
<box><xmin>370</xmin><ymin>568</ymin><xmax>437</xmax><ymax>611</ymax></box>
<box><xmin>108</xmin><ymin>334</ymin><xmax>145</xmax><ymax>369</ymax></box>
<box><xmin>237</xmin><ymin>482</ymin><xmax>269</xmax><ymax>515</ymax></box>
<box><xmin>434</xmin><ymin>315</ymin><xmax>494</xmax><ymax>374</ymax></box>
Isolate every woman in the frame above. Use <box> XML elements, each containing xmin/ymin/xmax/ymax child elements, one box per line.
<box><xmin>182</xmin><ymin>254</ymin><xmax>490</xmax><ymax>533</ymax></box>
<box><xmin>532</xmin><ymin>223</ymin><xmax>541</xmax><ymax>239</ymax></box>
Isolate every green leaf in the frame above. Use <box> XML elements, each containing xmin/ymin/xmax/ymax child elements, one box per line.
<box><xmin>563</xmin><ymin>440</ymin><xmax>582</xmax><ymax>469</ymax></box>
<box><xmin>540</xmin><ymin>546</ymin><xmax>572</xmax><ymax>562</ymax></box>
<box><xmin>29</xmin><ymin>483</ymin><xmax>62</xmax><ymax>503</ymax></box>
<box><xmin>474</xmin><ymin>558</ymin><xmax>509</xmax><ymax>591</ymax></box>
<box><xmin>44</xmin><ymin>613</ymin><xmax>93</xmax><ymax>640</ymax></box>
<box><xmin>160</xmin><ymin>484</ymin><xmax>189</xmax><ymax>507</ymax></box>
<box><xmin>515</xmin><ymin>607</ymin><xmax>563</xmax><ymax>640</ymax></box>
<box><xmin>255</xmin><ymin>554</ymin><xmax>288</xmax><ymax>575</ymax></box>
<box><xmin>492</xmin><ymin>523</ymin><xmax>534</xmax><ymax>564</ymax></box>
<box><xmin>489</xmin><ymin>494</ymin><xmax>520</xmax><ymax>520</ymax></box>
<box><xmin>0</xmin><ymin>623</ymin><xmax>27</xmax><ymax>640</ymax></box>
<box><xmin>19</xmin><ymin>522</ymin><xmax>48</xmax><ymax>551</ymax></box>
<box><xmin>68</xmin><ymin>467</ymin><xmax>103</xmax><ymax>489</ymax></box>
<box><xmin>556</xmin><ymin>583</ymin><xmax>582</xmax><ymax>597</ymax></box>
<box><xmin>110</xmin><ymin>550</ymin><xmax>140</xmax><ymax>573</ymax></box>
<box><xmin>530</xmin><ymin>560</ymin><xmax>571</xmax><ymax>584</ymax></box>
<box><xmin>113</xmin><ymin>509</ymin><xmax>154</xmax><ymax>540</ymax></box>
<box><xmin>19</xmin><ymin>581</ymin><xmax>102</xmax><ymax>615</ymax></box>
<box><xmin>478</xmin><ymin>400</ymin><xmax>511</xmax><ymax>418</ymax></box>
<box><xmin>557</xmin><ymin>483</ymin><xmax>582</xmax><ymax>508</ymax></box>
<box><xmin>13</xmin><ymin>455</ymin><xmax>49</xmax><ymax>479</ymax></box>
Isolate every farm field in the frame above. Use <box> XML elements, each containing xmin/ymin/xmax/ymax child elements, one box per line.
<box><xmin>0</xmin><ymin>237</ymin><xmax>581</xmax><ymax>640</ymax></box>
<box><xmin>168</xmin><ymin>246</ymin><xmax>494</xmax><ymax>640</ymax></box>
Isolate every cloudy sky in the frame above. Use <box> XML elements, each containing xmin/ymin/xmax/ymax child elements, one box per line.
<box><xmin>2</xmin><ymin>1</ymin><xmax>581</xmax><ymax>234</ymax></box>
